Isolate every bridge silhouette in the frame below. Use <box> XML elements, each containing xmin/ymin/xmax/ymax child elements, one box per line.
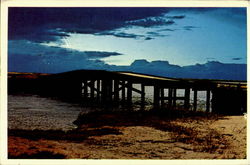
<box><xmin>8</xmin><ymin>70</ymin><xmax>247</xmax><ymax>114</ymax></box>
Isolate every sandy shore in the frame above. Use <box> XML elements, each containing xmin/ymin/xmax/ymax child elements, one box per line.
<box><xmin>8</xmin><ymin>110</ymin><xmax>246</xmax><ymax>159</ymax></box>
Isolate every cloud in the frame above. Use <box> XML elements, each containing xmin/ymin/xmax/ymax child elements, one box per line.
<box><xmin>82</xmin><ymin>51</ymin><xmax>122</xmax><ymax>58</ymax></box>
<box><xmin>232</xmin><ymin>57</ymin><xmax>242</xmax><ymax>61</ymax></box>
<box><xmin>8</xmin><ymin>7</ymin><xmax>169</xmax><ymax>43</ymax></box>
<box><xmin>183</xmin><ymin>26</ymin><xmax>198</xmax><ymax>31</ymax></box>
<box><xmin>157</xmin><ymin>28</ymin><xmax>176</xmax><ymax>32</ymax></box>
<box><xmin>95</xmin><ymin>31</ymin><xmax>144</xmax><ymax>39</ymax></box>
<box><xmin>8</xmin><ymin>40</ymin><xmax>122</xmax><ymax>59</ymax></box>
<box><xmin>144</xmin><ymin>37</ymin><xmax>154</xmax><ymax>40</ymax></box>
<box><xmin>8</xmin><ymin>53</ymin><xmax>110</xmax><ymax>73</ymax></box>
<box><xmin>126</xmin><ymin>17</ymin><xmax>175</xmax><ymax>28</ymax></box>
<box><xmin>166</xmin><ymin>15</ymin><xmax>185</xmax><ymax>19</ymax></box>
<box><xmin>46</xmin><ymin>29</ymin><xmax>70</xmax><ymax>37</ymax></box>
<box><xmin>146</xmin><ymin>32</ymin><xmax>168</xmax><ymax>38</ymax></box>
<box><xmin>59</xmin><ymin>28</ymin><xmax>100</xmax><ymax>35</ymax></box>
<box><xmin>95</xmin><ymin>30</ymin><xmax>169</xmax><ymax>40</ymax></box>
<box><xmin>9</xmin><ymin>28</ymin><xmax>70</xmax><ymax>43</ymax></box>
<box><xmin>8</xmin><ymin>44</ymin><xmax>247</xmax><ymax>80</ymax></box>
<box><xmin>9</xmin><ymin>7</ymin><xmax>246</xmax><ymax>43</ymax></box>
<box><xmin>8</xmin><ymin>40</ymin><xmax>123</xmax><ymax>73</ymax></box>
<box><xmin>112</xmin><ymin>32</ymin><xmax>144</xmax><ymax>39</ymax></box>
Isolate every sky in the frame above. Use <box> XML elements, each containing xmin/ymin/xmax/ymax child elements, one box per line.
<box><xmin>8</xmin><ymin>7</ymin><xmax>247</xmax><ymax>74</ymax></box>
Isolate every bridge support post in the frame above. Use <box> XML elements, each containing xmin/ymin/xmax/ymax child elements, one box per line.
<box><xmin>127</xmin><ymin>81</ymin><xmax>132</xmax><ymax>108</ymax></box>
<box><xmin>184</xmin><ymin>88</ymin><xmax>190</xmax><ymax>110</ymax></box>
<box><xmin>168</xmin><ymin>88</ymin><xmax>173</xmax><ymax>108</ymax></box>
<box><xmin>121</xmin><ymin>80</ymin><xmax>126</xmax><ymax>104</ymax></box>
<box><xmin>101</xmin><ymin>79</ymin><xmax>113</xmax><ymax>105</ymax></box>
<box><xmin>90</xmin><ymin>80</ymin><xmax>95</xmax><ymax>99</ymax></box>
<box><xmin>113</xmin><ymin>79</ymin><xmax>119</xmax><ymax>105</ymax></box>
<box><xmin>96</xmin><ymin>80</ymin><xmax>101</xmax><ymax>102</ymax></box>
<box><xmin>154</xmin><ymin>85</ymin><xmax>160</xmax><ymax>110</ymax></box>
<box><xmin>141</xmin><ymin>84</ymin><xmax>145</xmax><ymax>110</ymax></box>
<box><xmin>83</xmin><ymin>80</ymin><xmax>88</xmax><ymax>100</ymax></box>
<box><xmin>173</xmin><ymin>88</ymin><xmax>177</xmax><ymax>109</ymax></box>
<box><xmin>160</xmin><ymin>88</ymin><xmax>165</xmax><ymax>109</ymax></box>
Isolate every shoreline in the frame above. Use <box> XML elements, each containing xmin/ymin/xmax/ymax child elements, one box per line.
<box><xmin>8</xmin><ymin>94</ymin><xmax>211</xmax><ymax>131</ymax></box>
<box><xmin>8</xmin><ymin>110</ymin><xmax>247</xmax><ymax>159</ymax></box>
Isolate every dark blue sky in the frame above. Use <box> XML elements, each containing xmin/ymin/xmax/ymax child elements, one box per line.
<box><xmin>8</xmin><ymin>7</ymin><xmax>247</xmax><ymax>74</ymax></box>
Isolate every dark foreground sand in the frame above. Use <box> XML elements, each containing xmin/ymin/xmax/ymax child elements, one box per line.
<box><xmin>8</xmin><ymin>110</ymin><xmax>246</xmax><ymax>159</ymax></box>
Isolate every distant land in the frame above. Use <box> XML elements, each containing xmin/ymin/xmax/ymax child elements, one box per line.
<box><xmin>117</xmin><ymin>60</ymin><xmax>247</xmax><ymax>81</ymax></box>
<box><xmin>8</xmin><ymin>59</ymin><xmax>246</xmax><ymax>81</ymax></box>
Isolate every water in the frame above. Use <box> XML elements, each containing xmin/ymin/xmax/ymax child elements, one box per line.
<box><xmin>130</xmin><ymin>84</ymin><xmax>211</xmax><ymax>111</ymax></box>
<box><xmin>8</xmin><ymin>88</ymin><xmax>211</xmax><ymax>130</ymax></box>
<box><xmin>8</xmin><ymin>95</ymin><xmax>83</xmax><ymax>131</ymax></box>
<box><xmin>84</xmin><ymin>81</ymin><xmax>210</xmax><ymax>111</ymax></box>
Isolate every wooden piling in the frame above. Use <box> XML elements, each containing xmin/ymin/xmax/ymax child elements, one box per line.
<box><xmin>168</xmin><ymin>88</ymin><xmax>173</xmax><ymax>108</ymax></box>
<box><xmin>141</xmin><ymin>84</ymin><xmax>145</xmax><ymax>110</ymax></box>
<box><xmin>83</xmin><ymin>80</ymin><xmax>88</xmax><ymax>99</ymax></box>
<box><xmin>113</xmin><ymin>79</ymin><xmax>119</xmax><ymax>103</ymax></box>
<box><xmin>173</xmin><ymin>88</ymin><xmax>177</xmax><ymax>108</ymax></box>
<box><xmin>90</xmin><ymin>80</ymin><xmax>95</xmax><ymax>99</ymax></box>
<box><xmin>127</xmin><ymin>81</ymin><xmax>132</xmax><ymax>106</ymax></box>
<box><xmin>107</xmin><ymin>80</ymin><xmax>113</xmax><ymax>102</ymax></box>
<box><xmin>96</xmin><ymin>80</ymin><xmax>100</xmax><ymax>102</ymax></box>
<box><xmin>121</xmin><ymin>81</ymin><xmax>126</xmax><ymax>103</ymax></box>
<box><xmin>101</xmin><ymin>79</ymin><xmax>113</xmax><ymax>103</ymax></box>
<box><xmin>184</xmin><ymin>88</ymin><xmax>190</xmax><ymax>110</ymax></box>
<box><xmin>154</xmin><ymin>85</ymin><xmax>160</xmax><ymax>109</ymax></box>
<box><xmin>101</xmin><ymin>80</ymin><xmax>105</xmax><ymax>102</ymax></box>
<box><xmin>161</xmin><ymin>88</ymin><xmax>164</xmax><ymax>108</ymax></box>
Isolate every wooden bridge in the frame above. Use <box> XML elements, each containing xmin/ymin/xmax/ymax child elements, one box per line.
<box><xmin>8</xmin><ymin>70</ymin><xmax>247</xmax><ymax>114</ymax></box>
